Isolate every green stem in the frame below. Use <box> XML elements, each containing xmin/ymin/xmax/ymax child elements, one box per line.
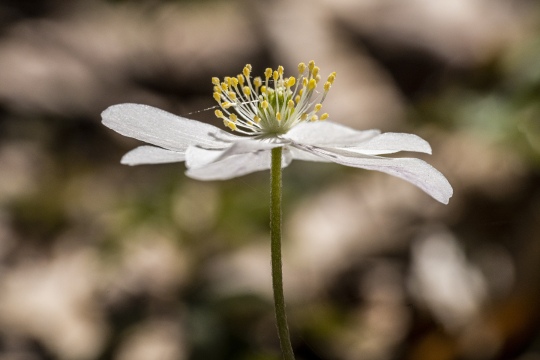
<box><xmin>270</xmin><ymin>147</ymin><xmax>295</xmax><ymax>360</ymax></box>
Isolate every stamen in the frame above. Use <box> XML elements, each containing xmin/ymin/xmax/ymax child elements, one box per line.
<box><xmin>212</xmin><ymin>61</ymin><xmax>335</xmax><ymax>134</ymax></box>
<box><xmin>224</xmin><ymin>119</ymin><xmax>237</xmax><ymax>131</ymax></box>
<box><xmin>254</xmin><ymin>77</ymin><xmax>262</xmax><ymax>88</ymax></box>
<box><xmin>286</xmin><ymin>77</ymin><xmax>295</xmax><ymax>88</ymax></box>
<box><xmin>243</xmin><ymin>65</ymin><xmax>251</xmax><ymax>77</ymax></box>
<box><xmin>287</xmin><ymin>100</ymin><xmax>295</xmax><ymax>109</ymax></box>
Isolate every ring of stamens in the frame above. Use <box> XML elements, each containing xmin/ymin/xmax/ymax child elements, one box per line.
<box><xmin>213</xmin><ymin>61</ymin><xmax>335</xmax><ymax>136</ymax></box>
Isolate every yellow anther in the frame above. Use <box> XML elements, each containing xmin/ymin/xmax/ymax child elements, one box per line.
<box><xmin>243</xmin><ymin>86</ymin><xmax>251</xmax><ymax>96</ymax></box>
<box><xmin>237</xmin><ymin>74</ymin><xmax>245</xmax><ymax>86</ymax></box>
<box><xmin>324</xmin><ymin>81</ymin><xmax>331</xmax><ymax>92</ymax></box>
<box><xmin>287</xmin><ymin>99</ymin><xmax>295</xmax><ymax>109</ymax></box>
<box><xmin>286</xmin><ymin>76</ymin><xmax>296</xmax><ymax>87</ymax></box>
<box><xmin>308</xmin><ymin>79</ymin><xmax>316</xmax><ymax>90</ymax></box>
<box><xmin>260</xmin><ymin>85</ymin><xmax>267</xmax><ymax>94</ymax></box>
<box><xmin>298</xmin><ymin>88</ymin><xmax>304</xmax><ymax>96</ymax></box>
<box><xmin>327</xmin><ymin>72</ymin><xmax>336</xmax><ymax>83</ymax></box>
<box><xmin>298</xmin><ymin>62</ymin><xmax>306</xmax><ymax>74</ymax></box>
<box><xmin>229</xmin><ymin>113</ymin><xmax>238</xmax><ymax>122</ymax></box>
<box><xmin>224</xmin><ymin>120</ymin><xmax>237</xmax><ymax>131</ymax></box>
<box><xmin>301</xmin><ymin>113</ymin><xmax>308</xmax><ymax>121</ymax></box>
<box><xmin>294</xmin><ymin>95</ymin><xmax>301</xmax><ymax>103</ymax></box>
<box><xmin>243</xmin><ymin>65</ymin><xmax>251</xmax><ymax>77</ymax></box>
<box><xmin>221</xmin><ymin>82</ymin><xmax>228</xmax><ymax>91</ymax></box>
<box><xmin>212</xmin><ymin>77</ymin><xmax>220</xmax><ymax>86</ymax></box>
<box><xmin>277</xmin><ymin>65</ymin><xmax>284</xmax><ymax>76</ymax></box>
<box><xmin>276</xmin><ymin>112</ymin><xmax>282</xmax><ymax>121</ymax></box>
<box><xmin>213</xmin><ymin>85</ymin><xmax>221</xmax><ymax>93</ymax></box>
<box><xmin>221</xmin><ymin>102</ymin><xmax>232</xmax><ymax>109</ymax></box>
<box><xmin>273</xmin><ymin>70</ymin><xmax>279</xmax><ymax>81</ymax></box>
<box><xmin>314</xmin><ymin>103</ymin><xmax>322</xmax><ymax>112</ymax></box>
<box><xmin>320</xmin><ymin>113</ymin><xmax>329</xmax><ymax>120</ymax></box>
<box><xmin>312</xmin><ymin>66</ymin><xmax>319</xmax><ymax>78</ymax></box>
<box><xmin>310</xmin><ymin>115</ymin><xmax>318</xmax><ymax>121</ymax></box>
<box><xmin>265</xmin><ymin>68</ymin><xmax>272</xmax><ymax>79</ymax></box>
<box><xmin>302</xmin><ymin>78</ymin><xmax>308</xmax><ymax>87</ymax></box>
<box><xmin>215</xmin><ymin>109</ymin><xmax>224</xmax><ymax>118</ymax></box>
<box><xmin>315</xmin><ymin>75</ymin><xmax>321</xmax><ymax>83</ymax></box>
<box><xmin>308</xmin><ymin>60</ymin><xmax>315</xmax><ymax>71</ymax></box>
<box><xmin>254</xmin><ymin>77</ymin><xmax>262</xmax><ymax>88</ymax></box>
<box><xmin>230</xmin><ymin>78</ymin><xmax>239</xmax><ymax>87</ymax></box>
<box><xmin>261</xmin><ymin>100</ymin><xmax>269</xmax><ymax>109</ymax></box>
<box><xmin>253</xmin><ymin>115</ymin><xmax>261</xmax><ymax>123</ymax></box>
<box><xmin>228</xmin><ymin>91</ymin><xmax>237</xmax><ymax>100</ymax></box>
<box><xmin>213</xmin><ymin>92</ymin><xmax>221</xmax><ymax>102</ymax></box>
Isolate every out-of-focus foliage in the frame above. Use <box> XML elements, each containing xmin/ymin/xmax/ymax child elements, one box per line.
<box><xmin>0</xmin><ymin>0</ymin><xmax>539</xmax><ymax>359</ymax></box>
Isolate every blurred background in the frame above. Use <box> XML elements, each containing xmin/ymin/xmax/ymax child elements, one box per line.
<box><xmin>0</xmin><ymin>0</ymin><xmax>540</xmax><ymax>359</ymax></box>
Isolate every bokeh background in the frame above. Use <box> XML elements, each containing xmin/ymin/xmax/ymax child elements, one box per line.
<box><xmin>1</xmin><ymin>0</ymin><xmax>540</xmax><ymax>359</ymax></box>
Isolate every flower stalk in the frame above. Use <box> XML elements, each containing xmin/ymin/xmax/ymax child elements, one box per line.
<box><xmin>270</xmin><ymin>146</ymin><xmax>295</xmax><ymax>359</ymax></box>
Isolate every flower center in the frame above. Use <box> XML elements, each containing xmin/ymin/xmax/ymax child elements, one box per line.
<box><xmin>212</xmin><ymin>61</ymin><xmax>336</xmax><ymax>136</ymax></box>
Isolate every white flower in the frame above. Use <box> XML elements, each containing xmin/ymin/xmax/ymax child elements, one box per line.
<box><xmin>102</xmin><ymin>61</ymin><xmax>453</xmax><ymax>204</ymax></box>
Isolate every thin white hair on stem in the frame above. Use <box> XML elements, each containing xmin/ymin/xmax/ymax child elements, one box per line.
<box><xmin>183</xmin><ymin>99</ymin><xmax>260</xmax><ymax>116</ymax></box>
<box><xmin>183</xmin><ymin>104</ymin><xmax>220</xmax><ymax>116</ymax></box>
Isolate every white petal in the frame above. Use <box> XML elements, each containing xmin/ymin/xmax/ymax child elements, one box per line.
<box><xmin>342</xmin><ymin>132</ymin><xmax>432</xmax><ymax>155</ymax></box>
<box><xmin>185</xmin><ymin>139</ymin><xmax>285</xmax><ymax>169</ymax></box>
<box><xmin>299</xmin><ymin>145</ymin><xmax>453</xmax><ymax>204</ymax></box>
<box><xmin>284</xmin><ymin>121</ymin><xmax>380</xmax><ymax>147</ymax></box>
<box><xmin>215</xmin><ymin>139</ymin><xmax>285</xmax><ymax>160</ymax></box>
<box><xmin>121</xmin><ymin>145</ymin><xmax>186</xmax><ymax>165</ymax></box>
<box><xmin>185</xmin><ymin>146</ymin><xmax>226</xmax><ymax>169</ymax></box>
<box><xmin>186</xmin><ymin>148</ymin><xmax>293</xmax><ymax>181</ymax></box>
<box><xmin>102</xmin><ymin>103</ymin><xmax>240</xmax><ymax>151</ymax></box>
<box><xmin>289</xmin><ymin>147</ymin><xmax>331</xmax><ymax>162</ymax></box>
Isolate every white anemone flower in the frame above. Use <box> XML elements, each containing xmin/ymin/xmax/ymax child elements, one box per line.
<box><xmin>102</xmin><ymin>61</ymin><xmax>453</xmax><ymax>204</ymax></box>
